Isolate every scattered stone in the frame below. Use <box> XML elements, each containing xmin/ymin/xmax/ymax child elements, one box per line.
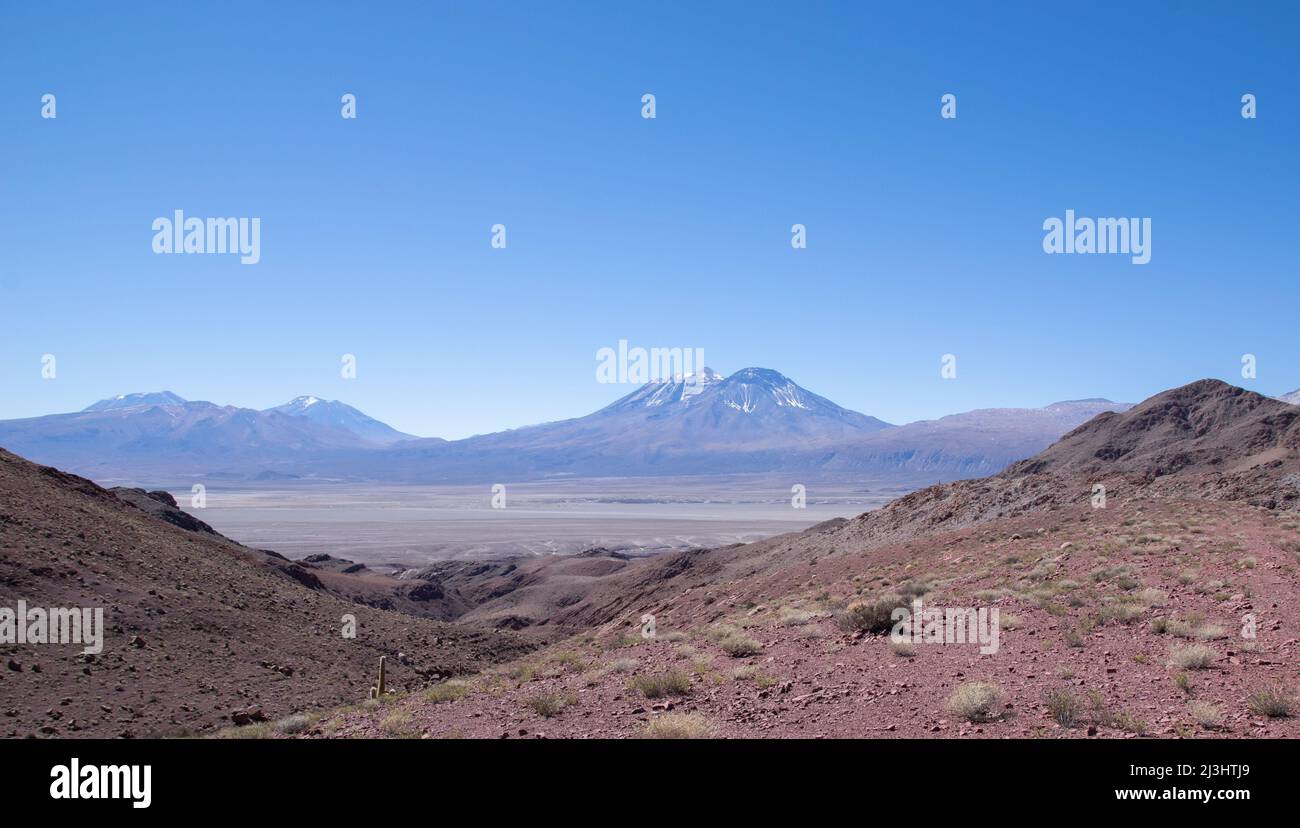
<box><xmin>230</xmin><ymin>707</ymin><xmax>266</xmax><ymax>726</ymax></box>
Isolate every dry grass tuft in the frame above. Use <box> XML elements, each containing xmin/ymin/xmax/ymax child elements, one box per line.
<box><xmin>1044</xmin><ymin>688</ymin><xmax>1083</xmax><ymax>727</ymax></box>
<box><xmin>834</xmin><ymin>594</ymin><xmax>904</xmax><ymax>634</ymax></box>
<box><xmin>1169</xmin><ymin>644</ymin><xmax>1216</xmax><ymax>670</ymax></box>
<box><xmin>380</xmin><ymin>710</ymin><xmax>418</xmax><ymax>737</ymax></box>
<box><xmin>639</xmin><ymin>712</ymin><xmax>713</xmax><ymax>739</ymax></box>
<box><xmin>1188</xmin><ymin>701</ymin><xmax>1224</xmax><ymax>730</ymax></box>
<box><xmin>524</xmin><ymin>690</ymin><xmax>577</xmax><ymax>718</ymax></box>
<box><xmin>718</xmin><ymin>632</ymin><xmax>763</xmax><ymax>657</ymax></box>
<box><xmin>1247</xmin><ymin>686</ymin><xmax>1295</xmax><ymax>718</ymax></box>
<box><xmin>629</xmin><ymin>670</ymin><xmax>692</xmax><ymax>699</ymax></box>
<box><xmin>947</xmin><ymin>682</ymin><xmax>1003</xmax><ymax>723</ymax></box>
<box><xmin>778</xmin><ymin>607</ymin><xmax>817</xmax><ymax>626</ymax></box>
<box><xmin>423</xmin><ymin>679</ymin><xmax>471</xmax><ymax>704</ymax></box>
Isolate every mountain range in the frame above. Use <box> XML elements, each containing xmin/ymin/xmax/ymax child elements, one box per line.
<box><xmin>0</xmin><ymin>369</ymin><xmax>1136</xmax><ymax>485</ymax></box>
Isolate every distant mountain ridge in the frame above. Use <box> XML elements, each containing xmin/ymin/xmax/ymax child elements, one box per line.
<box><xmin>76</xmin><ymin>390</ymin><xmax>415</xmax><ymax>444</ymax></box>
<box><xmin>813</xmin><ymin>397</ymin><xmax>1132</xmax><ymax>478</ymax></box>
<box><xmin>0</xmin><ymin>371</ymin><xmax>1129</xmax><ymax>485</ymax></box>
<box><xmin>0</xmin><ymin>392</ymin><xmax>414</xmax><ymax>482</ymax></box>
<box><xmin>264</xmin><ymin>395</ymin><xmax>415</xmax><ymax>445</ymax></box>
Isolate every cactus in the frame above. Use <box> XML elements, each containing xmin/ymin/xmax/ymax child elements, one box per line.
<box><xmin>369</xmin><ymin>655</ymin><xmax>387</xmax><ymax>699</ymax></box>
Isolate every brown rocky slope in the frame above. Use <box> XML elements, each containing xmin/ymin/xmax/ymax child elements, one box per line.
<box><xmin>0</xmin><ymin>449</ymin><xmax>534</xmax><ymax>738</ymax></box>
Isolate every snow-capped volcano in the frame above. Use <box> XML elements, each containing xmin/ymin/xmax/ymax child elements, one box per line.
<box><xmin>264</xmin><ymin>396</ymin><xmax>415</xmax><ymax>445</ymax></box>
<box><xmin>428</xmin><ymin>367</ymin><xmax>894</xmax><ymax>476</ymax></box>
<box><xmin>599</xmin><ymin>367</ymin><xmax>888</xmax><ymax>432</ymax></box>
<box><xmin>597</xmin><ymin>367</ymin><xmax>889</xmax><ymax>440</ymax></box>
<box><xmin>83</xmin><ymin>391</ymin><xmax>187</xmax><ymax>412</ymax></box>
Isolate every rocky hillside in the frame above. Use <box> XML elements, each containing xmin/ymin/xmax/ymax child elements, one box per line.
<box><xmin>0</xmin><ymin>449</ymin><xmax>533</xmax><ymax>738</ymax></box>
<box><xmin>1012</xmin><ymin>379</ymin><xmax>1300</xmax><ymax>480</ymax></box>
<box><xmin>318</xmin><ymin>493</ymin><xmax>1300</xmax><ymax>739</ymax></box>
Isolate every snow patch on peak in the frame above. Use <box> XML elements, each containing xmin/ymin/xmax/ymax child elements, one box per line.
<box><xmin>281</xmin><ymin>395</ymin><xmax>327</xmax><ymax>411</ymax></box>
<box><xmin>769</xmin><ymin>382</ymin><xmax>810</xmax><ymax>409</ymax></box>
<box><xmin>724</xmin><ymin>397</ymin><xmax>758</xmax><ymax>413</ymax></box>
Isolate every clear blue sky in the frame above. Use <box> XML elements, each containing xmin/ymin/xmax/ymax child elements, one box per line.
<box><xmin>1</xmin><ymin>1</ymin><xmax>1297</xmax><ymax>439</ymax></box>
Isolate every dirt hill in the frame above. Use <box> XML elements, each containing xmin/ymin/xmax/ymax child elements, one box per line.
<box><xmin>1011</xmin><ymin>379</ymin><xmax>1300</xmax><ymax>481</ymax></box>
<box><xmin>0</xmin><ymin>449</ymin><xmax>533</xmax><ymax>738</ymax></box>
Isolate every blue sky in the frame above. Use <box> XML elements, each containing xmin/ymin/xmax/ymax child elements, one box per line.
<box><xmin>1</xmin><ymin>1</ymin><xmax>1297</xmax><ymax>439</ymax></box>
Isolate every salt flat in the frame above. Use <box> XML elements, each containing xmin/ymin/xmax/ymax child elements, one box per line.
<box><xmin>183</xmin><ymin>475</ymin><xmax>923</xmax><ymax>567</ymax></box>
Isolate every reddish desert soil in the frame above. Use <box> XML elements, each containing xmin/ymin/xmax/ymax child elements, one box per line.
<box><xmin>313</xmin><ymin>493</ymin><xmax>1299</xmax><ymax>739</ymax></box>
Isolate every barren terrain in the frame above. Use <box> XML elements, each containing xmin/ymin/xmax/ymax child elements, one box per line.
<box><xmin>2</xmin><ymin>379</ymin><xmax>1297</xmax><ymax>740</ymax></box>
<box><xmin>320</xmin><ymin>494</ymin><xmax>1300</xmax><ymax>739</ymax></box>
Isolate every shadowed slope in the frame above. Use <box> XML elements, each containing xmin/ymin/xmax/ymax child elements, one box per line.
<box><xmin>0</xmin><ymin>448</ymin><xmax>531</xmax><ymax>737</ymax></box>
